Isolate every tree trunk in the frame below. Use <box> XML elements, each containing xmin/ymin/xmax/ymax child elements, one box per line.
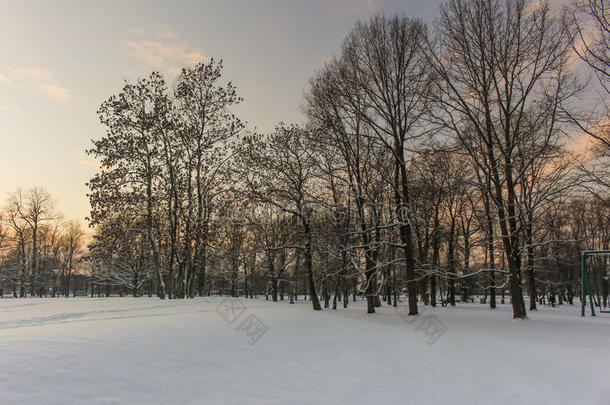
<box><xmin>526</xmin><ymin>219</ymin><xmax>537</xmax><ymax>311</ymax></box>
<box><xmin>303</xmin><ymin>218</ymin><xmax>321</xmax><ymax>311</ymax></box>
<box><xmin>396</xmin><ymin>158</ymin><xmax>418</xmax><ymax>316</ymax></box>
<box><xmin>447</xmin><ymin>218</ymin><xmax>456</xmax><ymax>306</ymax></box>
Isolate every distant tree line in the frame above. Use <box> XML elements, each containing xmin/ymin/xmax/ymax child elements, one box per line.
<box><xmin>0</xmin><ymin>187</ymin><xmax>87</xmax><ymax>297</ymax></box>
<box><xmin>2</xmin><ymin>1</ymin><xmax>608</xmax><ymax>319</ymax></box>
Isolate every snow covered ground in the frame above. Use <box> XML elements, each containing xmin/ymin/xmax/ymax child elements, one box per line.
<box><xmin>0</xmin><ymin>297</ymin><xmax>608</xmax><ymax>404</ymax></box>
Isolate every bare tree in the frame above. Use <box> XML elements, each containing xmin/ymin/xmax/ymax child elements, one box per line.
<box><xmin>306</xmin><ymin>69</ymin><xmax>391</xmax><ymax>313</ymax></box>
<box><xmin>426</xmin><ymin>0</ymin><xmax>577</xmax><ymax>318</ymax></box>
<box><xmin>174</xmin><ymin>59</ymin><xmax>244</xmax><ymax>298</ymax></box>
<box><xmin>307</xmin><ymin>15</ymin><xmax>431</xmax><ymax>315</ymax></box>
<box><xmin>90</xmin><ymin>72</ymin><xmax>170</xmax><ymax>298</ymax></box>
<box><xmin>60</xmin><ymin>220</ymin><xmax>85</xmax><ymax>297</ymax></box>
<box><xmin>5</xmin><ymin>188</ymin><xmax>55</xmax><ymax>297</ymax></box>
<box><xmin>0</xmin><ymin>211</ymin><xmax>11</xmax><ymax>297</ymax></box>
<box><xmin>237</xmin><ymin>125</ymin><xmax>323</xmax><ymax>310</ymax></box>
<box><xmin>567</xmin><ymin>0</ymin><xmax>610</xmax><ymax>99</ymax></box>
<box><xmin>89</xmin><ymin>213</ymin><xmax>154</xmax><ymax>297</ymax></box>
<box><xmin>564</xmin><ymin>0</ymin><xmax>610</xmax><ymax>195</ymax></box>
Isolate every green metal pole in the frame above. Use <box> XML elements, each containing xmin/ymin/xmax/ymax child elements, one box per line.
<box><xmin>588</xmin><ymin>255</ymin><xmax>596</xmax><ymax>317</ymax></box>
<box><xmin>581</xmin><ymin>251</ymin><xmax>610</xmax><ymax>317</ymax></box>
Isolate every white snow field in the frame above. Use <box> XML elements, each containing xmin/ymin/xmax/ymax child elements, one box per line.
<box><xmin>1</xmin><ymin>297</ymin><xmax>609</xmax><ymax>404</ymax></box>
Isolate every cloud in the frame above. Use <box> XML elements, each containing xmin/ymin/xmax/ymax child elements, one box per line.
<box><xmin>569</xmin><ymin>132</ymin><xmax>597</xmax><ymax>157</ymax></box>
<box><xmin>157</xmin><ymin>27</ymin><xmax>178</xmax><ymax>39</ymax></box>
<box><xmin>122</xmin><ymin>25</ymin><xmax>205</xmax><ymax>73</ymax></box>
<box><xmin>523</xmin><ymin>0</ymin><xmax>545</xmax><ymax>15</ymax></box>
<box><xmin>126</xmin><ymin>27</ymin><xmax>146</xmax><ymax>36</ymax></box>
<box><xmin>26</xmin><ymin>165</ymin><xmax>44</xmax><ymax>174</ymax></box>
<box><xmin>362</xmin><ymin>0</ymin><xmax>383</xmax><ymax>9</ymax></box>
<box><xmin>7</xmin><ymin>67</ymin><xmax>52</xmax><ymax>82</ymax></box>
<box><xmin>346</xmin><ymin>0</ymin><xmax>386</xmax><ymax>12</ymax></box>
<box><xmin>38</xmin><ymin>84</ymin><xmax>71</xmax><ymax>103</ymax></box>
<box><xmin>75</xmin><ymin>155</ymin><xmax>102</xmax><ymax>170</ymax></box>
<box><xmin>2</xmin><ymin>67</ymin><xmax>72</xmax><ymax>103</ymax></box>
